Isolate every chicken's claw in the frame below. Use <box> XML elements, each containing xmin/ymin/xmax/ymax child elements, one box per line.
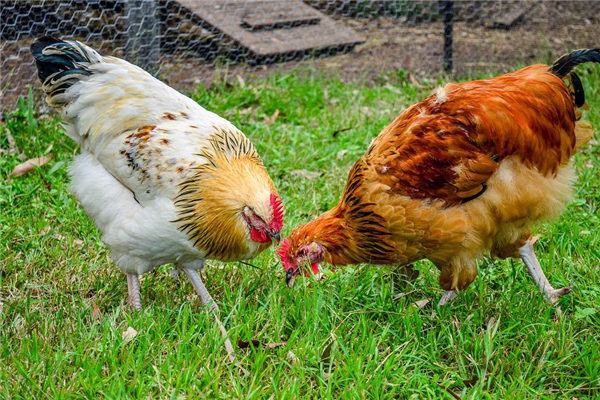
<box><xmin>547</xmin><ymin>286</ymin><xmax>572</xmax><ymax>304</ymax></box>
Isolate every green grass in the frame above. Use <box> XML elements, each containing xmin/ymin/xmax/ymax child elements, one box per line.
<box><xmin>1</xmin><ymin>66</ymin><xmax>599</xmax><ymax>399</ymax></box>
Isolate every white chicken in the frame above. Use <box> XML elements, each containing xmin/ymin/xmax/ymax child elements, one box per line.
<box><xmin>31</xmin><ymin>37</ymin><xmax>284</xmax><ymax>312</ymax></box>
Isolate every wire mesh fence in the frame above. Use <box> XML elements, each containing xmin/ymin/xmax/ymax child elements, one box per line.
<box><xmin>2</xmin><ymin>0</ymin><xmax>599</xmax><ymax>109</ymax></box>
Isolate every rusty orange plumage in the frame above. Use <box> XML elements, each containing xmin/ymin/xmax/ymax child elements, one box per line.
<box><xmin>280</xmin><ymin>49</ymin><xmax>599</xmax><ymax>302</ymax></box>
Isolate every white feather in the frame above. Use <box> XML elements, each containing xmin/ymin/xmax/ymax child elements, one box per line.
<box><xmin>59</xmin><ymin>55</ymin><xmax>235</xmax><ymax>152</ymax></box>
<box><xmin>69</xmin><ymin>152</ymin><xmax>204</xmax><ymax>274</ymax></box>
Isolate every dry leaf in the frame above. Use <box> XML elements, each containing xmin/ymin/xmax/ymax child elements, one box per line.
<box><xmin>336</xmin><ymin>149</ymin><xmax>349</xmax><ymax>160</ymax></box>
<box><xmin>290</xmin><ymin>169</ymin><xmax>321</xmax><ymax>179</ymax></box>
<box><xmin>384</xmin><ymin>83</ymin><xmax>403</xmax><ymax>94</ymax></box>
<box><xmin>52</xmin><ymin>233</ymin><xmax>65</xmax><ymax>240</ymax></box>
<box><xmin>39</xmin><ymin>227</ymin><xmax>51</xmax><ymax>236</ymax></box>
<box><xmin>263</xmin><ymin>109</ymin><xmax>280</xmax><ymax>124</ymax></box>
<box><xmin>437</xmin><ymin>384</ymin><xmax>462</xmax><ymax>400</ymax></box>
<box><xmin>254</xmin><ymin>84</ymin><xmax>276</xmax><ymax>90</ymax></box>
<box><xmin>314</xmin><ymin>272</ymin><xmax>327</xmax><ymax>281</ymax></box>
<box><xmin>5</xmin><ymin>128</ymin><xmax>25</xmax><ymax>159</ymax></box>
<box><xmin>332</xmin><ymin>127</ymin><xmax>351</xmax><ymax>137</ymax></box>
<box><xmin>73</xmin><ymin>239</ymin><xmax>84</xmax><ymax>249</ymax></box>
<box><xmin>9</xmin><ymin>154</ymin><xmax>53</xmax><ymax>177</ymax></box>
<box><xmin>320</xmin><ymin>340</ymin><xmax>334</xmax><ymax>366</ymax></box>
<box><xmin>239</xmin><ymin>107</ymin><xmax>253</xmax><ymax>115</ymax></box>
<box><xmin>236</xmin><ymin>74</ymin><xmax>245</xmax><ymax>88</ymax></box>
<box><xmin>463</xmin><ymin>377</ymin><xmax>478</xmax><ymax>387</ymax></box>
<box><xmin>393</xmin><ymin>290</ymin><xmax>416</xmax><ymax>300</ymax></box>
<box><xmin>413</xmin><ymin>298</ymin><xmax>431</xmax><ymax>309</ymax></box>
<box><xmin>91</xmin><ymin>303</ymin><xmax>101</xmax><ymax>321</ymax></box>
<box><xmin>264</xmin><ymin>342</ymin><xmax>287</xmax><ymax>349</ymax></box>
<box><xmin>453</xmin><ymin>317</ymin><xmax>461</xmax><ymax>330</ymax></box>
<box><xmin>238</xmin><ymin>339</ymin><xmax>287</xmax><ymax>349</ymax></box>
<box><xmin>287</xmin><ymin>350</ymin><xmax>300</xmax><ymax>365</ymax></box>
<box><xmin>238</xmin><ymin>339</ymin><xmax>258</xmax><ymax>349</ymax></box>
<box><xmin>122</xmin><ymin>326</ymin><xmax>138</xmax><ymax>343</ymax></box>
<box><xmin>407</xmin><ymin>72</ymin><xmax>422</xmax><ymax>88</ymax></box>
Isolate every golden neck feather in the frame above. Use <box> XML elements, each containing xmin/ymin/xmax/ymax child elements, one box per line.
<box><xmin>173</xmin><ymin>127</ymin><xmax>276</xmax><ymax>261</ymax></box>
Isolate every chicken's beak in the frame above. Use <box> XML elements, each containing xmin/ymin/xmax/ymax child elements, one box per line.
<box><xmin>269</xmin><ymin>229</ymin><xmax>281</xmax><ymax>243</ymax></box>
<box><xmin>286</xmin><ymin>269</ymin><xmax>297</xmax><ymax>288</ymax></box>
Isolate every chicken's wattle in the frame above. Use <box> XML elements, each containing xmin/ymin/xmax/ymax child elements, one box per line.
<box><xmin>250</xmin><ymin>227</ymin><xmax>271</xmax><ymax>243</ymax></box>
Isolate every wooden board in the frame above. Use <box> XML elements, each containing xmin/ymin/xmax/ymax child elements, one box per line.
<box><xmin>489</xmin><ymin>8</ymin><xmax>526</xmax><ymax>30</ymax></box>
<box><xmin>175</xmin><ymin>0</ymin><xmax>364</xmax><ymax>59</ymax></box>
<box><xmin>241</xmin><ymin>7</ymin><xmax>321</xmax><ymax>31</ymax></box>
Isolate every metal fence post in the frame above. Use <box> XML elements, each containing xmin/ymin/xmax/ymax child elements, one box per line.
<box><xmin>126</xmin><ymin>0</ymin><xmax>159</xmax><ymax>74</ymax></box>
<box><xmin>441</xmin><ymin>0</ymin><xmax>454</xmax><ymax>74</ymax></box>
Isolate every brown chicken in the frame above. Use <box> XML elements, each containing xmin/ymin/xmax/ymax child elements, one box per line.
<box><xmin>278</xmin><ymin>49</ymin><xmax>599</xmax><ymax>306</ymax></box>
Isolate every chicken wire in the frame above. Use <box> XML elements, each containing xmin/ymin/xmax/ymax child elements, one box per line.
<box><xmin>1</xmin><ymin>0</ymin><xmax>600</xmax><ymax>110</ymax></box>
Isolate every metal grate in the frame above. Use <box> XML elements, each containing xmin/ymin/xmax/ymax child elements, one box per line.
<box><xmin>2</xmin><ymin>0</ymin><xmax>600</xmax><ymax>109</ymax></box>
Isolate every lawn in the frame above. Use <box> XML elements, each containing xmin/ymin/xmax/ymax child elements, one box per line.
<box><xmin>1</xmin><ymin>65</ymin><xmax>599</xmax><ymax>399</ymax></box>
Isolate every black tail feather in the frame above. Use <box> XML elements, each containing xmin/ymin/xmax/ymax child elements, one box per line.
<box><xmin>31</xmin><ymin>36</ymin><xmax>94</xmax><ymax>82</ymax></box>
<box><xmin>569</xmin><ymin>72</ymin><xmax>586</xmax><ymax>108</ymax></box>
<box><xmin>30</xmin><ymin>37</ymin><xmax>100</xmax><ymax>106</ymax></box>
<box><xmin>549</xmin><ymin>48</ymin><xmax>600</xmax><ymax>78</ymax></box>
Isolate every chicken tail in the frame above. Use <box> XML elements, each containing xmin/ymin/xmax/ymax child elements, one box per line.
<box><xmin>550</xmin><ymin>49</ymin><xmax>600</xmax><ymax>109</ymax></box>
<box><xmin>30</xmin><ymin>36</ymin><xmax>103</xmax><ymax>108</ymax></box>
<box><xmin>549</xmin><ymin>48</ymin><xmax>600</xmax><ymax>78</ymax></box>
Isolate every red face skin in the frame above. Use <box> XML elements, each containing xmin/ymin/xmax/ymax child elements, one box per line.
<box><xmin>277</xmin><ymin>239</ymin><xmax>324</xmax><ymax>286</ymax></box>
<box><xmin>243</xmin><ymin>193</ymin><xmax>284</xmax><ymax>244</ymax></box>
<box><xmin>249</xmin><ymin>226</ymin><xmax>270</xmax><ymax>243</ymax></box>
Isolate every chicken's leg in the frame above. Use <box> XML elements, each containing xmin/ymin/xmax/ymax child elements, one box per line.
<box><xmin>519</xmin><ymin>240</ymin><xmax>571</xmax><ymax>303</ymax></box>
<box><xmin>437</xmin><ymin>290</ymin><xmax>458</xmax><ymax>307</ymax></box>
<box><xmin>183</xmin><ymin>268</ymin><xmax>218</xmax><ymax>312</ymax></box>
<box><xmin>127</xmin><ymin>273</ymin><xmax>142</xmax><ymax>311</ymax></box>
<box><xmin>182</xmin><ymin>268</ymin><xmax>235</xmax><ymax>362</ymax></box>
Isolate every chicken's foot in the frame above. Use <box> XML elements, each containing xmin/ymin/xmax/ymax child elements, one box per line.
<box><xmin>519</xmin><ymin>240</ymin><xmax>571</xmax><ymax>303</ymax></box>
<box><xmin>437</xmin><ymin>290</ymin><xmax>458</xmax><ymax>307</ymax></box>
<box><xmin>126</xmin><ymin>273</ymin><xmax>142</xmax><ymax>311</ymax></box>
<box><xmin>183</xmin><ymin>268</ymin><xmax>236</xmax><ymax>362</ymax></box>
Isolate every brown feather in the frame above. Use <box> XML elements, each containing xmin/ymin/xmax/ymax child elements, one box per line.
<box><xmin>282</xmin><ymin>63</ymin><xmax>594</xmax><ymax>292</ymax></box>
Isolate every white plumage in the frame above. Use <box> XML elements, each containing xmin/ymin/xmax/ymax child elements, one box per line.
<box><xmin>32</xmin><ymin>37</ymin><xmax>283</xmax><ymax>311</ymax></box>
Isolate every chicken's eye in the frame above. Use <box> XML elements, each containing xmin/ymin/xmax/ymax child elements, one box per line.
<box><xmin>243</xmin><ymin>207</ymin><xmax>267</xmax><ymax>229</ymax></box>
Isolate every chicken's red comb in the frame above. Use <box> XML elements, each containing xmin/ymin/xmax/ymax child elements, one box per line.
<box><xmin>269</xmin><ymin>193</ymin><xmax>284</xmax><ymax>232</ymax></box>
<box><xmin>277</xmin><ymin>238</ymin><xmax>294</xmax><ymax>271</ymax></box>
